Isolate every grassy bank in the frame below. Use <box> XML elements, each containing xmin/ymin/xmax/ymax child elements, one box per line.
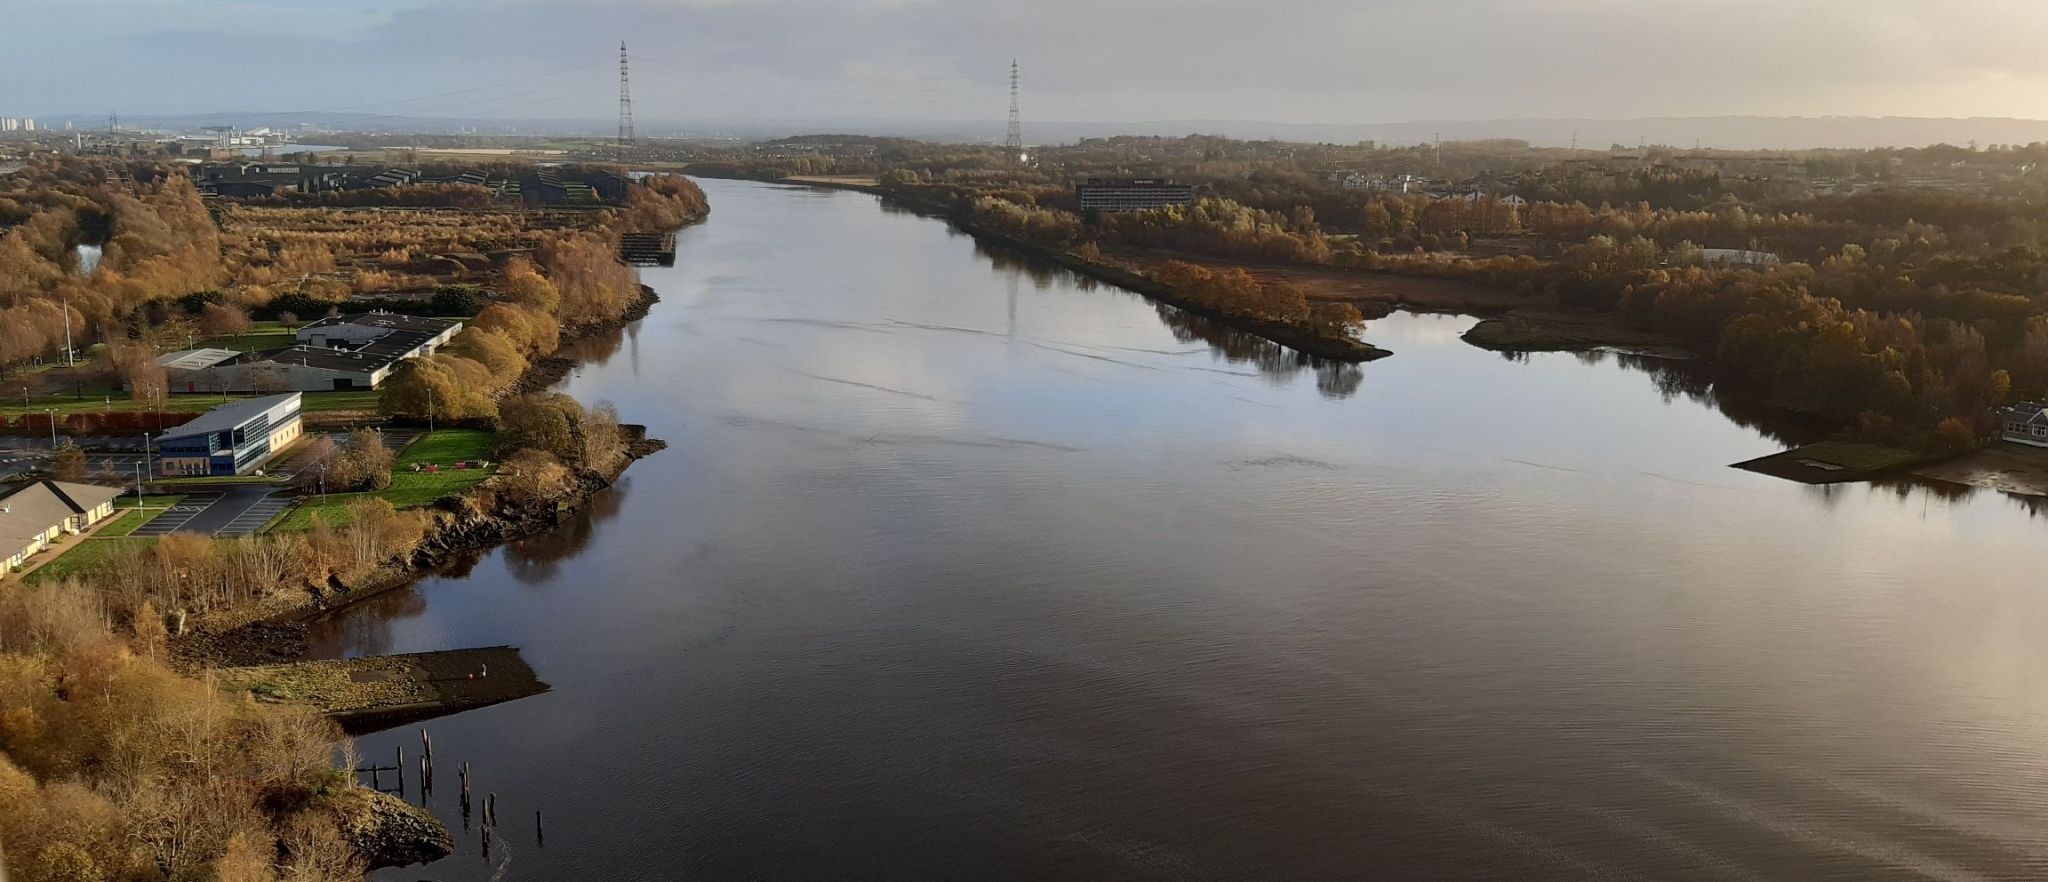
<box><xmin>1461</xmin><ymin>308</ymin><xmax>1697</xmax><ymax>359</ymax></box>
<box><xmin>1732</xmin><ymin>440</ymin><xmax>1932</xmax><ymax>483</ymax></box>
<box><xmin>271</xmin><ymin>428</ymin><xmax>498</xmax><ymax>531</ymax></box>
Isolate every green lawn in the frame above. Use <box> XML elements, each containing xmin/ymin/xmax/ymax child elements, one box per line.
<box><xmin>193</xmin><ymin>330</ymin><xmax>296</xmax><ymax>352</ymax></box>
<box><xmin>1788</xmin><ymin>440</ymin><xmax>1923</xmax><ymax>471</ymax></box>
<box><xmin>155</xmin><ymin>474</ymin><xmax>289</xmax><ymax>487</ymax></box>
<box><xmin>0</xmin><ymin>392</ymin><xmax>223</xmax><ymax>420</ymax></box>
<box><xmin>0</xmin><ymin>388</ymin><xmax>380</xmax><ymax>421</ymax></box>
<box><xmin>268</xmin><ymin>429</ymin><xmax>498</xmax><ymax>532</ymax></box>
<box><xmin>300</xmin><ymin>390</ymin><xmax>381</xmax><ymax>413</ymax></box>
<box><xmin>24</xmin><ymin>537</ymin><xmax>156</xmax><ymax>584</ymax></box>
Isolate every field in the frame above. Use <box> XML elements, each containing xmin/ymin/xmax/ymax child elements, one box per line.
<box><xmin>1112</xmin><ymin>248</ymin><xmax>1540</xmax><ymax>314</ymax></box>
<box><xmin>1732</xmin><ymin>440</ymin><xmax>1928</xmax><ymax>483</ymax></box>
<box><xmin>269</xmin><ymin>429</ymin><xmax>498</xmax><ymax>531</ymax></box>
<box><xmin>24</xmin><ymin>537</ymin><xmax>156</xmax><ymax>584</ymax></box>
<box><xmin>0</xmin><ymin>388</ymin><xmax>379</xmax><ymax>422</ymax></box>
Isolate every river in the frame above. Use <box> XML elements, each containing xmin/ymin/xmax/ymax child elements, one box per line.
<box><xmin>327</xmin><ymin>178</ymin><xmax>2048</xmax><ymax>881</ymax></box>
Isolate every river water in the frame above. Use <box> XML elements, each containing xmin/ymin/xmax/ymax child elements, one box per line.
<box><xmin>330</xmin><ymin>179</ymin><xmax>2048</xmax><ymax>881</ymax></box>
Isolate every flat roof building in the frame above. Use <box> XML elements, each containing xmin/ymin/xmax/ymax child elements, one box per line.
<box><xmin>1076</xmin><ymin>178</ymin><xmax>1196</xmax><ymax>214</ymax></box>
<box><xmin>161</xmin><ymin>312</ymin><xmax>461</xmax><ymax>394</ymax></box>
<box><xmin>153</xmin><ymin>393</ymin><xmax>304</xmax><ymax>477</ymax></box>
<box><xmin>1</xmin><ymin>480</ymin><xmax>122</xmax><ymax>575</ymax></box>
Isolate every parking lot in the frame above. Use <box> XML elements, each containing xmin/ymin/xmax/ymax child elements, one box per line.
<box><xmin>2</xmin><ymin>428</ymin><xmax>420</xmax><ymax>538</ymax></box>
<box><xmin>129</xmin><ymin>487</ymin><xmax>294</xmax><ymax>538</ymax></box>
<box><xmin>129</xmin><ymin>492</ymin><xmax>222</xmax><ymax>536</ymax></box>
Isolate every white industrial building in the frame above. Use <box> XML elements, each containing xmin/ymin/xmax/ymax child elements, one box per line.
<box><xmin>152</xmin><ymin>312</ymin><xmax>462</xmax><ymax>394</ymax></box>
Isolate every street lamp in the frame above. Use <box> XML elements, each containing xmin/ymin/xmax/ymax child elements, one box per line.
<box><xmin>143</xmin><ymin>432</ymin><xmax>153</xmax><ymax>481</ymax></box>
<box><xmin>59</xmin><ymin>288</ymin><xmax>73</xmax><ymax>368</ymax></box>
<box><xmin>44</xmin><ymin>409</ymin><xmax>56</xmax><ymax>450</ymax></box>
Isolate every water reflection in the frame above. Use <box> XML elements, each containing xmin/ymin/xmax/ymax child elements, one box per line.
<box><xmin>504</xmin><ymin>479</ymin><xmax>632</xmax><ymax>584</ymax></box>
<box><xmin>345</xmin><ymin>179</ymin><xmax>2048</xmax><ymax>882</ymax></box>
<box><xmin>307</xmin><ymin>480</ymin><xmax>633</xmax><ymax>657</ymax></box>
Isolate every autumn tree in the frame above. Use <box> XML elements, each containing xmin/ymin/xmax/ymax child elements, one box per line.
<box><xmin>46</xmin><ymin>442</ymin><xmax>88</xmax><ymax>482</ymax></box>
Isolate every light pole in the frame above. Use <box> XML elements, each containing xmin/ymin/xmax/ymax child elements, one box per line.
<box><xmin>143</xmin><ymin>432</ymin><xmax>153</xmax><ymax>482</ymax></box>
<box><xmin>44</xmin><ymin>409</ymin><xmax>56</xmax><ymax>450</ymax></box>
<box><xmin>59</xmin><ymin>289</ymin><xmax>73</xmax><ymax>367</ymax></box>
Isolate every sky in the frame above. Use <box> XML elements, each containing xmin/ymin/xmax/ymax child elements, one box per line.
<box><xmin>12</xmin><ymin>0</ymin><xmax>2048</xmax><ymax>125</ymax></box>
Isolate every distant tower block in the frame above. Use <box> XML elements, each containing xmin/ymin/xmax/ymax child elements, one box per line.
<box><xmin>617</xmin><ymin>41</ymin><xmax>635</xmax><ymax>159</ymax></box>
<box><xmin>1006</xmin><ymin>59</ymin><xmax>1023</xmax><ymax>160</ymax></box>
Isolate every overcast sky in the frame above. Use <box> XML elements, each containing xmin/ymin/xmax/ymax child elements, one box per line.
<box><xmin>12</xmin><ymin>0</ymin><xmax>2048</xmax><ymax>124</ymax></box>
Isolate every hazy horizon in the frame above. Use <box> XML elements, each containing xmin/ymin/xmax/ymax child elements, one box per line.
<box><xmin>15</xmin><ymin>0</ymin><xmax>2048</xmax><ymax>127</ymax></box>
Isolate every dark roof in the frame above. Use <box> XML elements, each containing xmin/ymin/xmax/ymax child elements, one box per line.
<box><xmin>243</xmin><ymin>335</ymin><xmax>424</xmax><ymax>373</ymax></box>
<box><xmin>154</xmin><ymin>393</ymin><xmax>301</xmax><ymax>442</ymax></box>
<box><xmin>2001</xmin><ymin>402</ymin><xmax>2048</xmax><ymax>423</ymax></box>
<box><xmin>304</xmin><ymin>312</ymin><xmax>458</xmax><ymax>334</ymax></box>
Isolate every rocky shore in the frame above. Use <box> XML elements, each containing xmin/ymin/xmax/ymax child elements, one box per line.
<box><xmin>170</xmin><ymin>427</ymin><xmax>663</xmax><ymax>669</ymax></box>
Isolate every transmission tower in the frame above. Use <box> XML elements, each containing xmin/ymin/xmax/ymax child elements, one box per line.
<box><xmin>617</xmin><ymin>41</ymin><xmax>635</xmax><ymax>160</ymax></box>
<box><xmin>1005</xmin><ymin>59</ymin><xmax>1022</xmax><ymax>160</ymax></box>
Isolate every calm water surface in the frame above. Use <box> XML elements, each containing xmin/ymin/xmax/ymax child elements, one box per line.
<box><xmin>334</xmin><ymin>179</ymin><xmax>2048</xmax><ymax>881</ymax></box>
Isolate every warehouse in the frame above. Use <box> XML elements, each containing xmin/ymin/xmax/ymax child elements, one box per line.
<box><xmin>154</xmin><ymin>312</ymin><xmax>461</xmax><ymax>393</ymax></box>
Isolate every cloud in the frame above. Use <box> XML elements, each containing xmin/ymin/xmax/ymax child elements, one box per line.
<box><xmin>13</xmin><ymin>0</ymin><xmax>2048</xmax><ymax>122</ymax></box>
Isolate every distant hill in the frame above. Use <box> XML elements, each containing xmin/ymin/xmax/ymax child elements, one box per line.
<box><xmin>75</xmin><ymin>112</ymin><xmax>2048</xmax><ymax>150</ymax></box>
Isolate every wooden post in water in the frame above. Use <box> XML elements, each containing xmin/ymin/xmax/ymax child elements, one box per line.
<box><xmin>395</xmin><ymin>746</ymin><xmax>404</xmax><ymax>797</ymax></box>
<box><xmin>459</xmin><ymin>762</ymin><xmax>472</xmax><ymax>826</ymax></box>
<box><xmin>481</xmin><ymin>826</ymin><xmax>491</xmax><ymax>862</ymax></box>
<box><xmin>486</xmin><ymin>793</ymin><xmax>497</xmax><ymax>827</ymax></box>
<box><xmin>535</xmin><ymin>810</ymin><xmax>544</xmax><ymax>847</ymax></box>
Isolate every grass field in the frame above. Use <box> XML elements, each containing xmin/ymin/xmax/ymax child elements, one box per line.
<box><xmin>154</xmin><ymin>474</ymin><xmax>290</xmax><ymax>487</ymax></box>
<box><xmin>269</xmin><ymin>429</ymin><xmax>498</xmax><ymax>531</ymax></box>
<box><xmin>300</xmin><ymin>390</ymin><xmax>381</xmax><ymax>413</ymax></box>
<box><xmin>0</xmin><ymin>388</ymin><xmax>379</xmax><ymax>421</ymax></box>
<box><xmin>192</xmin><ymin>330</ymin><xmax>296</xmax><ymax>352</ymax></box>
<box><xmin>1732</xmin><ymin>439</ymin><xmax>1928</xmax><ymax>484</ymax></box>
<box><xmin>24</xmin><ymin>537</ymin><xmax>156</xmax><ymax>584</ymax></box>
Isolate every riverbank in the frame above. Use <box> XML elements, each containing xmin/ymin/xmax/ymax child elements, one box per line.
<box><xmin>722</xmin><ymin>174</ymin><xmax>1390</xmax><ymax>363</ymax></box>
<box><xmin>170</xmin><ymin>425</ymin><xmax>665</xmax><ymax>669</ymax></box>
<box><xmin>171</xmin><ymin>280</ymin><xmax>677</xmax><ymax>670</ymax></box>
<box><xmin>1461</xmin><ymin>307</ymin><xmax>1697</xmax><ymax>359</ymax></box>
<box><xmin>1911</xmin><ymin>442</ymin><xmax>2048</xmax><ymax>497</ymax></box>
<box><xmin>216</xmin><ymin>645</ymin><xmax>549</xmax><ymax>735</ymax></box>
<box><xmin>1730</xmin><ymin>440</ymin><xmax>1933</xmax><ymax>483</ymax></box>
